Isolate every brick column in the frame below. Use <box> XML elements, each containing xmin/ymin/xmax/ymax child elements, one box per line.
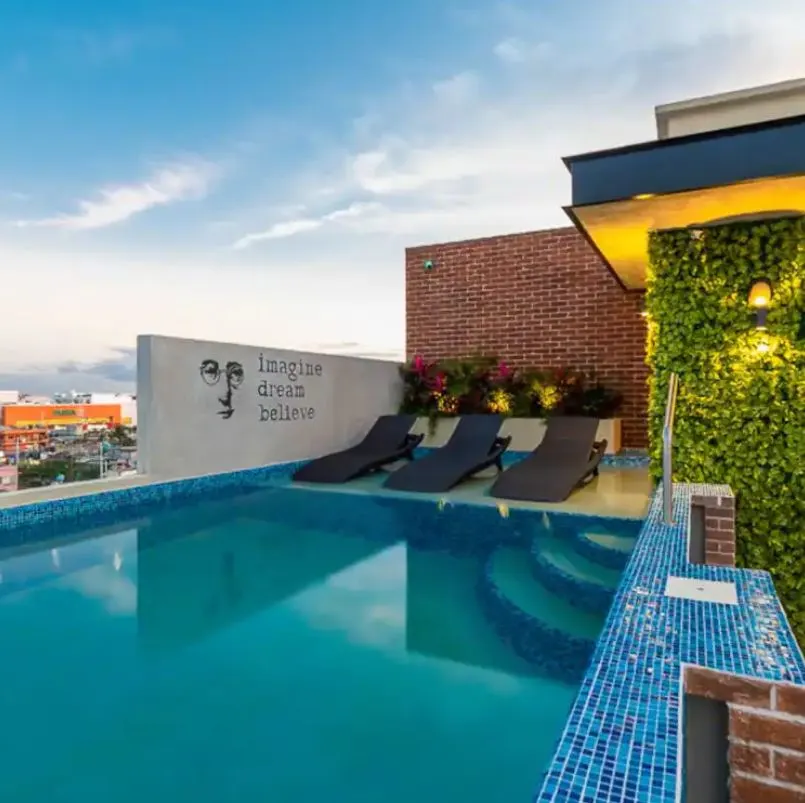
<box><xmin>685</xmin><ymin>666</ymin><xmax>805</xmax><ymax>802</ymax></box>
<box><xmin>691</xmin><ymin>491</ymin><xmax>736</xmax><ymax>567</ymax></box>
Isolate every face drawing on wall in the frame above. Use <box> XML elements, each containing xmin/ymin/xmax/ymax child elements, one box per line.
<box><xmin>199</xmin><ymin>359</ymin><xmax>245</xmax><ymax>419</ymax></box>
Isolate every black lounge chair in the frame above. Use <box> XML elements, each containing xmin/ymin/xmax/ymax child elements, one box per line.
<box><xmin>489</xmin><ymin>416</ymin><xmax>606</xmax><ymax>503</ymax></box>
<box><xmin>383</xmin><ymin>414</ymin><xmax>511</xmax><ymax>493</ymax></box>
<box><xmin>292</xmin><ymin>414</ymin><xmax>423</xmax><ymax>484</ymax></box>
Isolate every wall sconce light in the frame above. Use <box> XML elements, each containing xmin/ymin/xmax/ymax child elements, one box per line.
<box><xmin>748</xmin><ymin>279</ymin><xmax>772</xmax><ymax>330</ymax></box>
<box><xmin>423</xmin><ymin>259</ymin><xmax>434</xmax><ymax>272</ymax></box>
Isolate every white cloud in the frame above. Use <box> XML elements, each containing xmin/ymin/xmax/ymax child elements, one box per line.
<box><xmin>432</xmin><ymin>71</ymin><xmax>480</xmax><ymax>104</ymax></box>
<box><xmin>493</xmin><ymin>38</ymin><xmax>552</xmax><ymax>64</ymax></box>
<box><xmin>15</xmin><ymin>159</ymin><xmax>218</xmax><ymax>231</ymax></box>
<box><xmin>232</xmin><ymin>201</ymin><xmax>382</xmax><ymax>248</ymax></box>
<box><xmin>230</xmin><ymin>0</ymin><xmax>805</xmax><ymax>252</ymax></box>
<box><xmin>0</xmin><ymin>242</ymin><xmax>404</xmax><ymax>384</ymax></box>
<box><xmin>8</xmin><ymin>0</ymin><xmax>805</xmax><ymax>377</ymax></box>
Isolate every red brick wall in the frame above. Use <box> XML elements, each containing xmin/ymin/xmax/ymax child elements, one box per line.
<box><xmin>405</xmin><ymin>227</ymin><xmax>649</xmax><ymax>448</ymax></box>
<box><xmin>685</xmin><ymin>666</ymin><xmax>805</xmax><ymax>803</ymax></box>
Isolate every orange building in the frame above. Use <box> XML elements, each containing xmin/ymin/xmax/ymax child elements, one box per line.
<box><xmin>1</xmin><ymin>404</ymin><xmax>122</xmax><ymax>429</ymax></box>
<box><xmin>0</xmin><ymin>427</ymin><xmax>49</xmax><ymax>452</ymax></box>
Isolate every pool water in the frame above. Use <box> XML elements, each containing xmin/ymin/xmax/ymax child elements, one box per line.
<box><xmin>0</xmin><ymin>486</ymin><xmax>641</xmax><ymax>803</ymax></box>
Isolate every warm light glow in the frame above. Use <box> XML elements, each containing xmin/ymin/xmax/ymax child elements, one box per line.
<box><xmin>633</xmin><ymin>193</ymin><xmax>655</xmax><ymax>200</ymax></box>
<box><xmin>757</xmin><ymin>341</ymin><xmax>770</xmax><ymax>353</ymax></box>
<box><xmin>748</xmin><ymin>280</ymin><xmax>772</xmax><ymax>309</ymax></box>
<box><xmin>572</xmin><ymin>174</ymin><xmax>805</xmax><ymax>289</ymax></box>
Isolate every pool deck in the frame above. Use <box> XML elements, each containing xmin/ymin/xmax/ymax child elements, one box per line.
<box><xmin>0</xmin><ymin>456</ymin><xmax>803</xmax><ymax>803</ymax></box>
<box><xmin>290</xmin><ymin>463</ymin><xmax>652</xmax><ymax>520</ymax></box>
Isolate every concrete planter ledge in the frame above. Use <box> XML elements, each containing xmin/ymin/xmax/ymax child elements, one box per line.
<box><xmin>411</xmin><ymin>416</ymin><xmax>623</xmax><ymax>455</ymax></box>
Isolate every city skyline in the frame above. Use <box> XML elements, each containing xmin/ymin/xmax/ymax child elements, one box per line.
<box><xmin>3</xmin><ymin>0</ymin><xmax>805</xmax><ymax>393</ymax></box>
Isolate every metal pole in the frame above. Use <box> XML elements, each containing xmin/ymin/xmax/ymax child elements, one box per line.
<box><xmin>662</xmin><ymin>373</ymin><xmax>679</xmax><ymax>525</ymax></box>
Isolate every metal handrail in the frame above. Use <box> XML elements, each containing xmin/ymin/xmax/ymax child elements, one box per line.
<box><xmin>662</xmin><ymin>372</ymin><xmax>679</xmax><ymax>524</ymax></box>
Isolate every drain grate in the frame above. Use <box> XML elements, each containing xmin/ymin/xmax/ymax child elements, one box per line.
<box><xmin>664</xmin><ymin>576</ymin><xmax>738</xmax><ymax>605</ymax></box>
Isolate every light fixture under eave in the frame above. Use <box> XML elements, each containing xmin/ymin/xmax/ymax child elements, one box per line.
<box><xmin>748</xmin><ymin>279</ymin><xmax>772</xmax><ymax>330</ymax></box>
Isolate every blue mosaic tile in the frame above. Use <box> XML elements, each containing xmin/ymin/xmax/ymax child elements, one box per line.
<box><xmin>529</xmin><ymin>539</ymin><xmax>615</xmax><ymax>615</ymax></box>
<box><xmin>0</xmin><ymin>464</ymin><xmax>639</xmax><ymax>694</ymax></box>
<box><xmin>414</xmin><ymin>446</ymin><xmax>650</xmax><ymax>470</ymax></box>
<box><xmin>4</xmin><ymin>456</ymin><xmax>798</xmax><ymax>803</ymax></box>
<box><xmin>533</xmin><ymin>484</ymin><xmax>805</xmax><ymax>803</ymax></box>
<box><xmin>0</xmin><ymin>461</ymin><xmax>306</xmax><ymax>552</ymax></box>
<box><xmin>476</xmin><ymin>552</ymin><xmax>596</xmax><ymax>684</ymax></box>
<box><xmin>569</xmin><ymin>530</ymin><xmax>635</xmax><ymax>571</ymax></box>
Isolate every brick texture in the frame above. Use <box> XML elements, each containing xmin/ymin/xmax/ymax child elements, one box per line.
<box><xmin>684</xmin><ymin>666</ymin><xmax>805</xmax><ymax>802</ymax></box>
<box><xmin>691</xmin><ymin>492</ymin><xmax>736</xmax><ymax>567</ymax></box>
<box><xmin>405</xmin><ymin>227</ymin><xmax>649</xmax><ymax>448</ymax></box>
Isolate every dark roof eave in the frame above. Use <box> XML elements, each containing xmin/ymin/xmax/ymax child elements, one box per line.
<box><xmin>562</xmin><ymin>111</ymin><xmax>805</xmax><ymax>169</ymax></box>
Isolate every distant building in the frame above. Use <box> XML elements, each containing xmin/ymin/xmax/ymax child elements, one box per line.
<box><xmin>0</xmin><ymin>464</ymin><xmax>18</xmax><ymax>492</ymax></box>
<box><xmin>0</xmin><ymin>403</ymin><xmax>122</xmax><ymax>430</ymax></box>
<box><xmin>0</xmin><ymin>390</ymin><xmax>20</xmax><ymax>405</ymax></box>
<box><xmin>0</xmin><ymin>426</ymin><xmax>48</xmax><ymax>453</ymax></box>
<box><xmin>68</xmin><ymin>392</ymin><xmax>137</xmax><ymax>426</ymax></box>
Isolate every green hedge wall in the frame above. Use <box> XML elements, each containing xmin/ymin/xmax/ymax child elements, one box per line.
<box><xmin>646</xmin><ymin>217</ymin><xmax>805</xmax><ymax>649</ymax></box>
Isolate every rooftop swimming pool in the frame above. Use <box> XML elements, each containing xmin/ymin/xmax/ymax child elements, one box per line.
<box><xmin>0</xmin><ymin>481</ymin><xmax>641</xmax><ymax>803</ymax></box>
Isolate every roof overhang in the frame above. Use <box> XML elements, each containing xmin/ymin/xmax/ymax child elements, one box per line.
<box><xmin>563</xmin><ymin>114</ymin><xmax>805</xmax><ymax>289</ymax></box>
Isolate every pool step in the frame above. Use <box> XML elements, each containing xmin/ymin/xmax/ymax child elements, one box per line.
<box><xmin>529</xmin><ymin>536</ymin><xmax>621</xmax><ymax>615</ymax></box>
<box><xmin>571</xmin><ymin>529</ymin><xmax>637</xmax><ymax>571</ymax></box>
<box><xmin>476</xmin><ymin>546</ymin><xmax>603</xmax><ymax>683</ymax></box>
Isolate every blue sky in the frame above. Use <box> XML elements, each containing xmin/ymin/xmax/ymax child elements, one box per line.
<box><xmin>2</xmin><ymin>0</ymin><xmax>804</xmax><ymax>392</ymax></box>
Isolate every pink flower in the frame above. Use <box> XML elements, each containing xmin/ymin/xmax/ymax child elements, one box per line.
<box><xmin>412</xmin><ymin>355</ymin><xmax>426</xmax><ymax>375</ymax></box>
<box><xmin>430</xmin><ymin>373</ymin><xmax>446</xmax><ymax>393</ymax></box>
<box><xmin>498</xmin><ymin>361</ymin><xmax>512</xmax><ymax>379</ymax></box>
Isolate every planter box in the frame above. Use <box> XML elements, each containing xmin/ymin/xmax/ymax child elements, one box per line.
<box><xmin>411</xmin><ymin>416</ymin><xmax>622</xmax><ymax>455</ymax></box>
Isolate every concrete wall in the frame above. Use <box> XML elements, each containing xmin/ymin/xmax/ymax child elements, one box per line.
<box><xmin>136</xmin><ymin>335</ymin><xmax>402</xmax><ymax>479</ymax></box>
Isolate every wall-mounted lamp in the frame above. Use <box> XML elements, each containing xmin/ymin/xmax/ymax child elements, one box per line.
<box><xmin>748</xmin><ymin>279</ymin><xmax>772</xmax><ymax>330</ymax></box>
<box><xmin>639</xmin><ymin>295</ymin><xmax>649</xmax><ymax>318</ymax></box>
<box><xmin>423</xmin><ymin>259</ymin><xmax>434</xmax><ymax>272</ymax></box>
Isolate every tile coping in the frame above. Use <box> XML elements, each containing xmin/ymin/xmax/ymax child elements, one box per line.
<box><xmin>0</xmin><ymin>460</ymin><xmax>802</xmax><ymax>803</ymax></box>
<box><xmin>534</xmin><ymin>483</ymin><xmax>805</xmax><ymax>803</ymax></box>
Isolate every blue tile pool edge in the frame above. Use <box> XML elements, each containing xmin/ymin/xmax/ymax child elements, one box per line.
<box><xmin>533</xmin><ymin>484</ymin><xmax>805</xmax><ymax>803</ymax></box>
<box><xmin>0</xmin><ymin>460</ymin><xmax>307</xmax><ymax>532</ymax></box>
<box><xmin>414</xmin><ymin>446</ymin><xmax>650</xmax><ymax>469</ymax></box>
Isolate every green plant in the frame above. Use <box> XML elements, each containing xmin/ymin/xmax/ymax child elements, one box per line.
<box><xmin>109</xmin><ymin>425</ymin><xmax>135</xmax><ymax>446</ymax></box>
<box><xmin>646</xmin><ymin>217</ymin><xmax>805</xmax><ymax>649</ymax></box>
<box><xmin>552</xmin><ymin>368</ymin><xmax>624</xmax><ymax>418</ymax></box>
<box><xmin>438</xmin><ymin>355</ymin><xmax>498</xmax><ymax>414</ymax></box>
<box><xmin>18</xmin><ymin>458</ymin><xmax>100</xmax><ymax>489</ymax></box>
<box><xmin>399</xmin><ymin>356</ymin><xmax>623</xmax><ymax>422</ymax></box>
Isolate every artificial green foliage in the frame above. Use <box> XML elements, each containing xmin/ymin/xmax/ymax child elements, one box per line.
<box><xmin>646</xmin><ymin>216</ymin><xmax>805</xmax><ymax>648</ymax></box>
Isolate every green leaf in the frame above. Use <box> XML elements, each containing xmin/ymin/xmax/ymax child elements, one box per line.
<box><xmin>647</xmin><ymin>216</ymin><xmax>805</xmax><ymax>651</ymax></box>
